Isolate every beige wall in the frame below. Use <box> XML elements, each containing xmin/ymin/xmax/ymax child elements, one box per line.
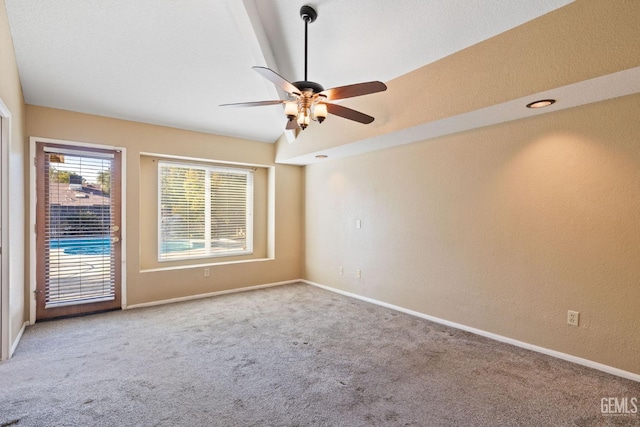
<box><xmin>26</xmin><ymin>105</ymin><xmax>303</xmax><ymax>306</ymax></box>
<box><xmin>0</xmin><ymin>0</ymin><xmax>26</xmax><ymax>355</ymax></box>
<box><xmin>304</xmin><ymin>93</ymin><xmax>640</xmax><ymax>375</ymax></box>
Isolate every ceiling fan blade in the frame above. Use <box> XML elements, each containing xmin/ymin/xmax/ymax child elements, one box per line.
<box><xmin>220</xmin><ymin>100</ymin><xmax>284</xmax><ymax>108</ymax></box>
<box><xmin>252</xmin><ymin>66</ymin><xmax>301</xmax><ymax>96</ymax></box>
<box><xmin>285</xmin><ymin>119</ymin><xmax>298</xmax><ymax>130</ymax></box>
<box><xmin>325</xmin><ymin>103</ymin><xmax>375</xmax><ymax>124</ymax></box>
<box><xmin>321</xmin><ymin>81</ymin><xmax>387</xmax><ymax>101</ymax></box>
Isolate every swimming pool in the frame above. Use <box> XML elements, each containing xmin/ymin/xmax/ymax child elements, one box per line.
<box><xmin>161</xmin><ymin>240</ymin><xmax>205</xmax><ymax>253</ymax></box>
<box><xmin>49</xmin><ymin>237</ymin><xmax>204</xmax><ymax>255</ymax></box>
<box><xmin>49</xmin><ymin>237</ymin><xmax>111</xmax><ymax>255</ymax></box>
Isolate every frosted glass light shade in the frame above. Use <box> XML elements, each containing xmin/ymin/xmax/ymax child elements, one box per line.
<box><xmin>284</xmin><ymin>102</ymin><xmax>298</xmax><ymax>118</ymax></box>
<box><xmin>314</xmin><ymin>103</ymin><xmax>327</xmax><ymax>123</ymax></box>
<box><xmin>297</xmin><ymin>114</ymin><xmax>310</xmax><ymax>126</ymax></box>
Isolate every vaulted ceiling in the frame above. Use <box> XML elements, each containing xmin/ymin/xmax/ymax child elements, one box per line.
<box><xmin>6</xmin><ymin>0</ymin><xmax>578</xmax><ymax>145</ymax></box>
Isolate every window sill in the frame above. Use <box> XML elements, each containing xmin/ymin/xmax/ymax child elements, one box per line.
<box><xmin>139</xmin><ymin>256</ymin><xmax>275</xmax><ymax>273</ymax></box>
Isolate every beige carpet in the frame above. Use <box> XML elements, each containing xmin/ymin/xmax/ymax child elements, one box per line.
<box><xmin>1</xmin><ymin>283</ymin><xmax>639</xmax><ymax>426</ymax></box>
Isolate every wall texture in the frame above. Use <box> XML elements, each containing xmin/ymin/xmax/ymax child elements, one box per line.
<box><xmin>304</xmin><ymin>93</ymin><xmax>640</xmax><ymax>375</ymax></box>
<box><xmin>26</xmin><ymin>105</ymin><xmax>303</xmax><ymax>306</ymax></box>
<box><xmin>0</xmin><ymin>0</ymin><xmax>26</xmax><ymax>355</ymax></box>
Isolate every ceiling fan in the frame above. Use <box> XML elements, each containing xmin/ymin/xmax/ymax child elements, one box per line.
<box><xmin>220</xmin><ymin>5</ymin><xmax>387</xmax><ymax>131</ymax></box>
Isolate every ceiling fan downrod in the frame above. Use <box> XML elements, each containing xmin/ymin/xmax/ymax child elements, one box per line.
<box><xmin>300</xmin><ymin>5</ymin><xmax>317</xmax><ymax>82</ymax></box>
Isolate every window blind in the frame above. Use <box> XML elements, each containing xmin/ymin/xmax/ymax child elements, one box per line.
<box><xmin>44</xmin><ymin>149</ymin><xmax>116</xmax><ymax>307</ymax></box>
<box><xmin>158</xmin><ymin>161</ymin><xmax>253</xmax><ymax>261</ymax></box>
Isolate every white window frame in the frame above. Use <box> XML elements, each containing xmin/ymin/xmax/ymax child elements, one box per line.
<box><xmin>157</xmin><ymin>160</ymin><xmax>254</xmax><ymax>262</ymax></box>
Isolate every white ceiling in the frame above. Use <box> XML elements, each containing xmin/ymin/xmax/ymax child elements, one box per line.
<box><xmin>5</xmin><ymin>0</ymin><xmax>574</xmax><ymax>144</ymax></box>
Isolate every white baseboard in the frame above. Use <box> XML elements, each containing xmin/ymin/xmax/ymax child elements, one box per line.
<box><xmin>10</xmin><ymin>321</ymin><xmax>28</xmax><ymax>358</ymax></box>
<box><xmin>125</xmin><ymin>279</ymin><xmax>298</xmax><ymax>310</ymax></box>
<box><xmin>303</xmin><ymin>280</ymin><xmax>640</xmax><ymax>383</ymax></box>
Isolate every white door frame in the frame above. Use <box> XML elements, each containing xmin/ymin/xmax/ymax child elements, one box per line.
<box><xmin>29</xmin><ymin>136</ymin><xmax>127</xmax><ymax>324</ymax></box>
<box><xmin>0</xmin><ymin>99</ymin><xmax>11</xmax><ymax>361</ymax></box>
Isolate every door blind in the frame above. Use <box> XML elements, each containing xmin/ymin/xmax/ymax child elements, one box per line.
<box><xmin>44</xmin><ymin>149</ymin><xmax>116</xmax><ymax>307</ymax></box>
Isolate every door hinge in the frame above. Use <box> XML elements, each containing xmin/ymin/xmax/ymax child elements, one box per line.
<box><xmin>34</xmin><ymin>156</ymin><xmax>37</xmax><ymax>167</ymax></box>
<box><xmin>34</xmin><ymin>223</ymin><xmax>37</xmax><ymax>234</ymax></box>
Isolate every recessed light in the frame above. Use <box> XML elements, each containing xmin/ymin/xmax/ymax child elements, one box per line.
<box><xmin>315</xmin><ymin>154</ymin><xmax>328</xmax><ymax>159</ymax></box>
<box><xmin>526</xmin><ymin>99</ymin><xmax>556</xmax><ymax>109</ymax></box>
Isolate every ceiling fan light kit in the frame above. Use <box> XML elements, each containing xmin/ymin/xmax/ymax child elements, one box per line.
<box><xmin>220</xmin><ymin>5</ymin><xmax>387</xmax><ymax>132</ymax></box>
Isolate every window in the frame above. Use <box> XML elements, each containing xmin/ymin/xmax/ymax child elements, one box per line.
<box><xmin>158</xmin><ymin>161</ymin><xmax>253</xmax><ymax>261</ymax></box>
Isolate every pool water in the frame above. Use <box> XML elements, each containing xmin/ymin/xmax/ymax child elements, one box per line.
<box><xmin>161</xmin><ymin>240</ymin><xmax>205</xmax><ymax>253</ymax></box>
<box><xmin>50</xmin><ymin>237</ymin><xmax>111</xmax><ymax>255</ymax></box>
<box><xmin>49</xmin><ymin>237</ymin><xmax>204</xmax><ymax>255</ymax></box>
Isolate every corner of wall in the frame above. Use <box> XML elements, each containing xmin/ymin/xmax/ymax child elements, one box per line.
<box><xmin>1</xmin><ymin>0</ymin><xmax>28</xmax><ymax>358</ymax></box>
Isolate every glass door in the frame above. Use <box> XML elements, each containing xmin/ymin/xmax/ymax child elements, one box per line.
<box><xmin>35</xmin><ymin>142</ymin><xmax>122</xmax><ymax>320</ymax></box>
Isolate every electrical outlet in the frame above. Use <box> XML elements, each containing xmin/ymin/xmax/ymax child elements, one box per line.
<box><xmin>356</xmin><ymin>269</ymin><xmax>361</xmax><ymax>279</ymax></box>
<box><xmin>204</xmin><ymin>268</ymin><xmax>210</xmax><ymax>278</ymax></box>
<box><xmin>356</xmin><ymin>219</ymin><xmax>362</xmax><ymax>229</ymax></box>
<box><xmin>567</xmin><ymin>310</ymin><xmax>579</xmax><ymax>326</ymax></box>
<box><xmin>339</xmin><ymin>266</ymin><xmax>343</xmax><ymax>276</ymax></box>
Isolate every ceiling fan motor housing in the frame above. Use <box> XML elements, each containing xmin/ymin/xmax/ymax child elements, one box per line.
<box><xmin>293</xmin><ymin>80</ymin><xmax>324</xmax><ymax>94</ymax></box>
